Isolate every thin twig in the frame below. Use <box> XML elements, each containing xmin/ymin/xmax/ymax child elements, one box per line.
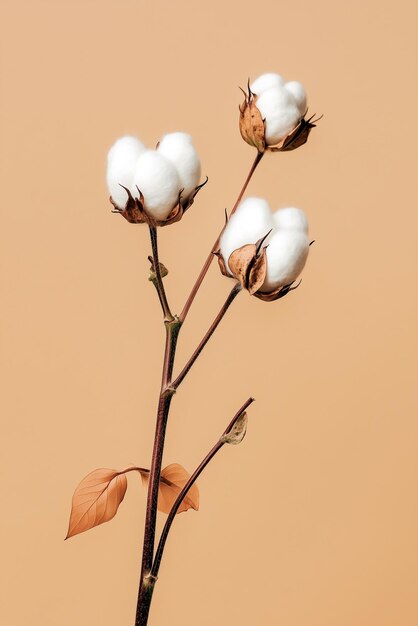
<box><xmin>149</xmin><ymin>225</ymin><xmax>174</xmax><ymax>322</ymax></box>
<box><xmin>179</xmin><ymin>151</ymin><xmax>263</xmax><ymax>324</ymax></box>
<box><xmin>172</xmin><ymin>282</ymin><xmax>242</xmax><ymax>391</ymax></box>
<box><xmin>150</xmin><ymin>397</ymin><xmax>255</xmax><ymax>578</ymax></box>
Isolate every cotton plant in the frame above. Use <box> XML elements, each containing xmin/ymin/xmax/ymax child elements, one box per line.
<box><xmin>66</xmin><ymin>71</ymin><xmax>320</xmax><ymax>626</ymax></box>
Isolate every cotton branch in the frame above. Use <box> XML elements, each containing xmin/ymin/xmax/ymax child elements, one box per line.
<box><xmin>171</xmin><ymin>282</ymin><xmax>242</xmax><ymax>391</ymax></box>
<box><xmin>150</xmin><ymin>396</ymin><xmax>255</xmax><ymax>579</ymax></box>
<box><xmin>179</xmin><ymin>151</ymin><xmax>263</xmax><ymax>324</ymax></box>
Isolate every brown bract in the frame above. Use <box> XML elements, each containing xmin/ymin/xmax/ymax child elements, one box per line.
<box><xmin>270</xmin><ymin>114</ymin><xmax>319</xmax><ymax>152</ymax></box>
<box><xmin>253</xmin><ymin>279</ymin><xmax>302</xmax><ymax>302</ymax></box>
<box><xmin>216</xmin><ymin>238</ymin><xmax>267</xmax><ymax>295</ymax></box>
<box><xmin>239</xmin><ymin>83</ymin><xmax>319</xmax><ymax>153</ymax></box>
<box><xmin>239</xmin><ymin>86</ymin><xmax>266</xmax><ymax>153</ymax></box>
<box><xmin>229</xmin><ymin>243</ymin><xmax>267</xmax><ymax>295</ymax></box>
<box><xmin>110</xmin><ymin>177</ymin><xmax>208</xmax><ymax>227</ymax></box>
<box><xmin>216</xmin><ymin>238</ymin><xmax>302</xmax><ymax>302</ymax></box>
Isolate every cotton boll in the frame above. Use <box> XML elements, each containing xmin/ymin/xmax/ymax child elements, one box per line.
<box><xmin>106</xmin><ymin>136</ymin><xmax>146</xmax><ymax>208</ymax></box>
<box><xmin>260</xmin><ymin>229</ymin><xmax>310</xmax><ymax>292</ymax></box>
<box><xmin>157</xmin><ymin>132</ymin><xmax>201</xmax><ymax>201</ymax></box>
<box><xmin>285</xmin><ymin>81</ymin><xmax>307</xmax><ymax>116</ymax></box>
<box><xmin>251</xmin><ymin>73</ymin><xmax>285</xmax><ymax>96</ymax></box>
<box><xmin>272</xmin><ymin>207</ymin><xmax>309</xmax><ymax>233</ymax></box>
<box><xmin>256</xmin><ymin>87</ymin><xmax>302</xmax><ymax>145</ymax></box>
<box><xmin>132</xmin><ymin>151</ymin><xmax>181</xmax><ymax>220</ymax></box>
<box><xmin>220</xmin><ymin>197</ymin><xmax>273</xmax><ymax>274</ymax></box>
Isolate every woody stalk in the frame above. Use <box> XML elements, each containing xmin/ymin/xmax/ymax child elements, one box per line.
<box><xmin>65</xmin><ymin>72</ymin><xmax>319</xmax><ymax>626</ymax></box>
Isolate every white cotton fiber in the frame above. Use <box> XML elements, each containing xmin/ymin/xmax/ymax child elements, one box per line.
<box><xmin>250</xmin><ymin>73</ymin><xmax>285</xmax><ymax>96</ymax></box>
<box><xmin>106</xmin><ymin>136</ymin><xmax>146</xmax><ymax>209</ymax></box>
<box><xmin>260</xmin><ymin>229</ymin><xmax>310</xmax><ymax>292</ymax></box>
<box><xmin>284</xmin><ymin>81</ymin><xmax>307</xmax><ymax>116</ymax></box>
<box><xmin>256</xmin><ymin>87</ymin><xmax>302</xmax><ymax>145</ymax></box>
<box><xmin>220</xmin><ymin>197</ymin><xmax>273</xmax><ymax>274</ymax></box>
<box><xmin>132</xmin><ymin>151</ymin><xmax>181</xmax><ymax>220</ymax></box>
<box><xmin>272</xmin><ymin>207</ymin><xmax>309</xmax><ymax>233</ymax></box>
<box><xmin>157</xmin><ymin>132</ymin><xmax>201</xmax><ymax>201</ymax></box>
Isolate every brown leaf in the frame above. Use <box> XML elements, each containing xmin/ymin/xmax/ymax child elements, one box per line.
<box><xmin>220</xmin><ymin>412</ymin><xmax>248</xmax><ymax>445</ymax></box>
<box><xmin>66</xmin><ymin>468</ymin><xmax>128</xmax><ymax>539</ymax></box>
<box><xmin>140</xmin><ymin>463</ymin><xmax>199</xmax><ymax>514</ymax></box>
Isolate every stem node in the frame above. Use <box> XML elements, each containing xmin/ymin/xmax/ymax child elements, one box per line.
<box><xmin>143</xmin><ymin>573</ymin><xmax>158</xmax><ymax>586</ymax></box>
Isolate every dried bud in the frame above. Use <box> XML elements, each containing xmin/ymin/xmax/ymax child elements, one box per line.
<box><xmin>107</xmin><ymin>133</ymin><xmax>206</xmax><ymax>227</ymax></box>
<box><xmin>239</xmin><ymin>73</ymin><xmax>318</xmax><ymax>152</ymax></box>
<box><xmin>220</xmin><ymin>412</ymin><xmax>248</xmax><ymax>445</ymax></box>
<box><xmin>148</xmin><ymin>256</ymin><xmax>169</xmax><ymax>282</ymax></box>
<box><xmin>217</xmin><ymin>198</ymin><xmax>310</xmax><ymax>301</ymax></box>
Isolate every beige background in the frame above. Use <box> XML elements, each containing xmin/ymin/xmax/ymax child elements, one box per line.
<box><xmin>1</xmin><ymin>0</ymin><xmax>417</xmax><ymax>625</ymax></box>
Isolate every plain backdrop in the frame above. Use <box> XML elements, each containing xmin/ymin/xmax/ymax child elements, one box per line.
<box><xmin>1</xmin><ymin>1</ymin><xmax>417</xmax><ymax>625</ymax></box>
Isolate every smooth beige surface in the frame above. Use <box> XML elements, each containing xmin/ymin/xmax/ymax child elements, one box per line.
<box><xmin>1</xmin><ymin>1</ymin><xmax>417</xmax><ymax>625</ymax></box>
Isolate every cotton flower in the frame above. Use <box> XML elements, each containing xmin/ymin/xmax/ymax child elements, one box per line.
<box><xmin>107</xmin><ymin>132</ymin><xmax>205</xmax><ymax>226</ymax></box>
<box><xmin>239</xmin><ymin>72</ymin><xmax>317</xmax><ymax>153</ymax></box>
<box><xmin>218</xmin><ymin>197</ymin><xmax>310</xmax><ymax>301</ymax></box>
